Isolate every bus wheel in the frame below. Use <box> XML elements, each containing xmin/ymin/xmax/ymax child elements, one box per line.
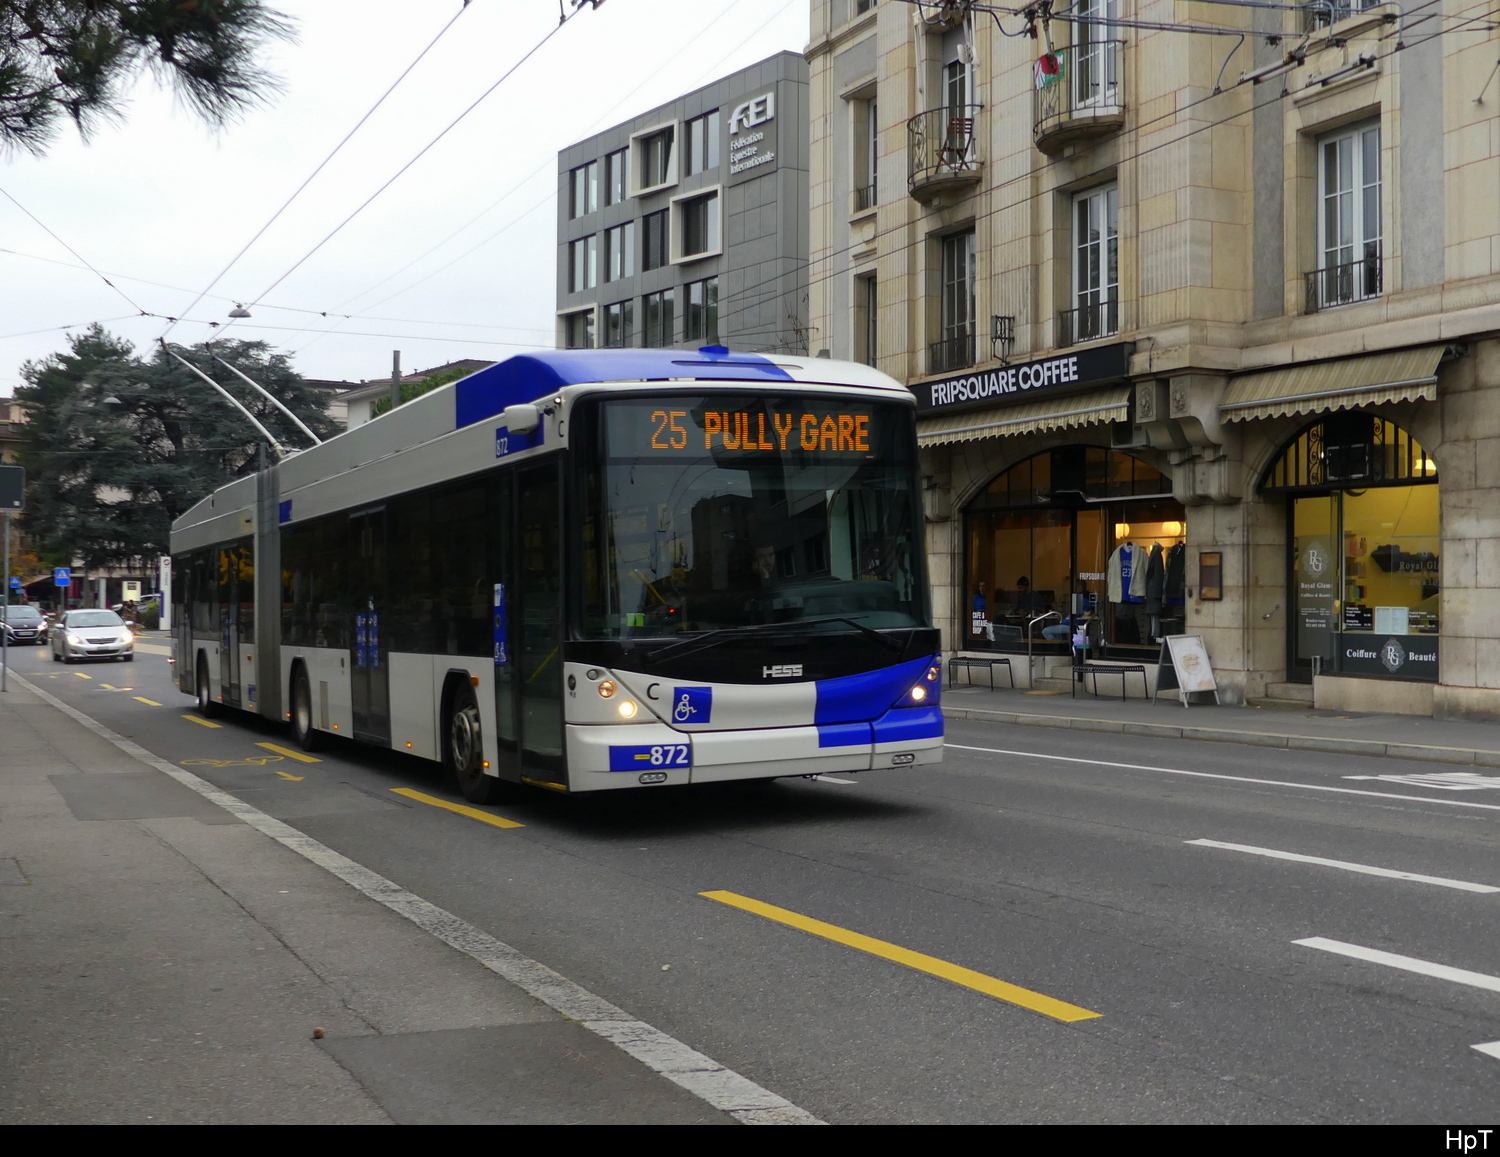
<box><xmin>447</xmin><ymin>685</ymin><xmax>499</xmax><ymax>804</ymax></box>
<box><xmin>290</xmin><ymin>668</ymin><xmax>322</xmax><ymax>752</ymax></box>
<box><xmin>195</xmin><ymin>655</ymin><xmax>220</xmax><ymax>718</ymax></box>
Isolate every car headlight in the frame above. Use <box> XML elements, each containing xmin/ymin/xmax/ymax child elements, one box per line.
<box><xmin>67</xmin><ymin>634</ymin><xmax>83</xmax><ymax>645</ymax></box>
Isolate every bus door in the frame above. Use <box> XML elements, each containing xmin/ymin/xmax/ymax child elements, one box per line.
<box><xmin>350</xmin><ymin>507</ymin><xmax>391</xmax><ymax>744</ymax></box>
<box><xmin>217</xmin><ymin>544</ymin><xmax>242</xmax><ymax>707</ymax></box>
<box><xmin>515</xmin><ymin>463</ymin><xmax>564</xmax><ymax>783</ymax></box>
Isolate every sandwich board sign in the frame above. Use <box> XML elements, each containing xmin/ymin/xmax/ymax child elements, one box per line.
<box><xmin>1154</xmin><ymin>634</ymin><xmax>1220</xmax><ymax>707</ymax></box>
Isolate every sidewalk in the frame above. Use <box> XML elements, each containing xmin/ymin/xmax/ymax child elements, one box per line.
<box><xmin>0</xmin><ymin>677</ymin><xmax>785</xmax><ymax>1125</ymax></box>
<box><xmin>943</xmin><ymin>680</ymin><xmax>1500</xmax><ymax>768</ymax></box>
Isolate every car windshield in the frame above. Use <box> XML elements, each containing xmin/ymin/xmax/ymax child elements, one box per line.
<box><xmin>578</xmin><ymin>395</ymin><xmax>927</xmax><ymax>639</ymax></box>
<box><xmin>0</xmin><ymin>606</ymin><xmax>41</xmax><ymax>622</ymax></box>
<box><xmin>67</xmin><ymin>611</ymin><xmax>125</xmax><ymax>628</ymax></box>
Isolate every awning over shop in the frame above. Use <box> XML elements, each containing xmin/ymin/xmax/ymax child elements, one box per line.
<box><xmin>1220</xmin><ymin>345</ymin><xmax>1443</xmax><ymax>422</ymax></box>
<box><xmin>915</xmin><ymin>385</ymin><xmax>1131</xmax><ymax>447</ymax></box>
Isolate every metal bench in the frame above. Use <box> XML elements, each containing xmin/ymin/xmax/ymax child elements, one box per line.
<box><xmin>1073</xmin><ymin>663</ymin><xmax>1148</xmax><ymax>701</ymax></box>
<box><xmin>948</xmin><ymin>655</ymin><xmax>1014</xmax><ymax>690</ymax></box>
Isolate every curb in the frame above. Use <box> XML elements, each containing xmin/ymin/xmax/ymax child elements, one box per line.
<box><xmin>942</xmin><ymin>705</ymin><xmax>1500</xmax><ymax>769</ymax></box>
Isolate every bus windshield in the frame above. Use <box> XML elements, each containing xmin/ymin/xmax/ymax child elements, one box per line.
<box><xmin>579</xmin><ymin>395</ymin><xmax>927</xmax><ymax>639</ymax></box>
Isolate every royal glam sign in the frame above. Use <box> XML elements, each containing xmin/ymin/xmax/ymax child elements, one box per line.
<box><xmin>911</xmin><ymin>342</ymin><xmax>1132</xmax><ymax>413</ymax></box>
<box><xmin>728</xmin><ymin>91</ymin><xmax>777</xmax><ymax>184</ymax></box>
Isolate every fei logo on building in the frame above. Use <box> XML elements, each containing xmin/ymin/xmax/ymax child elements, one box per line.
<box><xmin>729</xmin><ymin>92</ymin><xmax>775</xmax><ymax>132</ymax></box>
<box><xmin>672</xmin><ymin>686</ymin><xmax>713</xmax><ymax>724</ymax></box>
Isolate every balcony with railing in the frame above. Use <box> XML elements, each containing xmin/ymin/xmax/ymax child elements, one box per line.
<box><xmin>908</xmin><ymin>105</ymin><xmax>982</xmax><ymax>203</ymax></box>
<box><xmin>1056</xmin><ymin>299</ymin><xmax>1119</xmax><ymax>348</ymax></box>
<box><xmin>928</xmin><ymin>331</ymin><xmax>977</xmax><ymax>374</ymax></box>
<box><xmin>1305</xmin><ymin>248</ymin><xmax>1382</xmax><ymax>313</ymax></box>
<box><xmin>1033</xmin><ymin>41</ymin><xmax>1125</xmax><ymax>155</ymax></box>
<box><xmin>853</xmin><ymin>183</ymin><xmax>877</xmax><ymax>213</ymax></box>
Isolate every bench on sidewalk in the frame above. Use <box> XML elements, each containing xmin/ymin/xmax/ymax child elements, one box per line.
<box><xmin>948</xmin><ymin>655</ymin><xmax>1014</xmax><ymax>690</ymax></box>
<box><xmin>1073</xmin><ymin>662</ymin><xmax>1148</xmax><ymax>702</ymax></box>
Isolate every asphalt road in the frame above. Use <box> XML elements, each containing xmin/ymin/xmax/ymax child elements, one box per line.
<box><xmin>14</xmin><ymin>641</ymin><xmax>1500</xmax><ymax>1124</ymax></box>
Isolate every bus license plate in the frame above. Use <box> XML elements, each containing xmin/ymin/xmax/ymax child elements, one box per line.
<box><xmin>609</xmin><ymin>743</ymin><xmax>690</xmax><ymax>772</ymax></box>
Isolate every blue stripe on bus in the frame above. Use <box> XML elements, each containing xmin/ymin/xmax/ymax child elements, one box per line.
<box><xmin>872</xmin><ymin>704</ymin><xmax>944</xmax><ymax>744</ymax></box>
<box><xmin>813</xmin><ymin>654</ymin><xmax>934</xmax><ymax>725</ymax></box>
<box><xmin>816</xmin><ymin>721</ymin><xmax>871</xmax><ymax>748</ymax></box>
<box><xmin>454</xmin><ymin>350</ymin><xmax>796</xmax><ymax>429</ymax></box>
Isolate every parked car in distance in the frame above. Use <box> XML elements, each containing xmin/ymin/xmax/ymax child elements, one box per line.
<box><xmin>51</xmin><ymin>609</ymin><xmax>134</xmax><ymax>663</ymax></box>
<box><xmin>0</xmin><ymin>604</ymin><xmax>47</xmax><ymax>645</ymax></box>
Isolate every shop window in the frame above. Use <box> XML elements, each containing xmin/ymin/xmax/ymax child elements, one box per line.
<box><xmin>964</xmin><ymin>447</ymin><xmax>1184</xmax><ymax>655</ymax></box>
<box><xmin>1265</xmin><ymin>415</ymin><xmax>1438</xmax><ymax>682</ymax></box>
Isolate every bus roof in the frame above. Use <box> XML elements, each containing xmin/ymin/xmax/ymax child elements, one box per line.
<box><xmin>454</xmin><ymin>348</ymin><xmax>907</xmax><ymax>428</ymax></box>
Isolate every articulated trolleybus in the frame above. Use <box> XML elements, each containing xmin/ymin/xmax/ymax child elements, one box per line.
<box><xmin>169</xmin><ymin>349</ymin><xmax>942</xmax><ymax>800</ymax></box>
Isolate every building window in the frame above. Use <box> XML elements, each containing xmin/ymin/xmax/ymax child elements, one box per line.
<box><xmin>856</xmin><ymin>273</ymin><xmax>877</xmax><ymax>366</ymax></box>
<box><xmin>604</xmin><ymin>300</ymin><xmax>634</xmax><ymax>347</ymax></box>
<box><xmin>642</xmin><ymin>209</ymin><xmax>669</xmax><ymax>271</ymax></box>
<box><xmin>932</xmin><ymin>229</ymin><xmax>975</xmax><ymax>372</ymax></box>
<box><xmin>854</xmin><ymin>98</ymin><xmax>878</xmax><ymax>212</ymax></box>
<box><xmin>684</xmin><ymin>277</ymin><xmax>719</xmax><ymax>342</ymax></box>
<box><xmin>856</xmin><ymin>0</ymin><xmax>876</xmax><ymax>12</ymax></box>
<box><xmin>635</xmin><ymin>126</ymin><xmax>675</xmax><ymax>192</ymax></box>
<box><xmin>569</xmin><ymin>161</ymin><xmax>598</xmax><ymax>218</ymax></box>
<box><xmin>564</xmin><ymin>310</ymin><xmax>595</xmax><ymax>349</ymax></box>
<box><xmin>684</xmin><ymin>111</ymin><xmax>720</xmax><ymax>175</ymax></box>
<box><xmin>605</xmin><ymin>221</ymin><xmax>636</xmax><ymax>282</ymax></box>
<box><xmin>643</xmin><ymin>288</ymin><xmax>676</xmax><ymax>346</ymax></box>
<box><xmin>1309</xmin><ymin>121</ymin><xmax>1381</xmax><ymax>311</ymax></box>
<box><xmin>604</xmin><ymin>148</ymin><xmax>628</xmax><ymax>206</ymax></box>
<box><xmin>1065</xmin><ymin>183</ymin><xmax>1118</xmax><ymax>344</ymax></box>
<box><xmin>568</xmin><ymin>235</ymin><xmax>598</xmax><ymax>292</ymax></box>
<box><xmin>677</xmin><ymin>191</ymin><xmax>720</xmax><ymax>260</ymax></box>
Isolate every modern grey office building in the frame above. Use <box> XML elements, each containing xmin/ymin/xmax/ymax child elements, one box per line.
<box><xmin>555</xmin><ymin>51</ymin><xmax>809</xmax><ymax>355</ymax></box>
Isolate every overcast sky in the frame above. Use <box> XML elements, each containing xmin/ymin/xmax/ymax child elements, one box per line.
<box><xmin>0</xmin><ymin>0</ymin><xmax>807</xmax><ymax>396</ymax></box>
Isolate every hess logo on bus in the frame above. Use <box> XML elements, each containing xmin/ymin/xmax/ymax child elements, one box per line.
<box><xmin>763</xmin><ymin>664</ymin><xmax>802</xmax><ymax>679</ymax></box>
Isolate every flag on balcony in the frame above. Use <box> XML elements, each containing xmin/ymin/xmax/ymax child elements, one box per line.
<box><xmin>1034</xmin><ymin>51</ymin><xmax>1065</xmax><ymax>90</ymax></box>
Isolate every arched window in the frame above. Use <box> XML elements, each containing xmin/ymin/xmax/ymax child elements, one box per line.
<box><xmin>964</xmin><ymin>447</ymin><xmax>1185</xmax><ymax>656</ymax></box>
<box><xmin>1262</xmin><ymin>416</ymin><xmax>1440</xmax><ymax>683</ymax></box>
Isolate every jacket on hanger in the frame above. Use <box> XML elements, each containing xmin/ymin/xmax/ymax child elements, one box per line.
<box><xmin>1165</xmin><ymin>542</ymin><xmax>1186</xmax><ymax>604</ymax></box>
<box><xmin>1145</xmin><ymin>542</ymin><xmax>1166</xmax><ymax>615</ymax></box>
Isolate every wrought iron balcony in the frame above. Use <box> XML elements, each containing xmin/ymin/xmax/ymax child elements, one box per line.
<box><xmin>1056</xmin><ymin>300</ymin><xmax>1119</xmax><ymax>348</ymax></box>
<box><xmin>853</xmin><ymin>183</ymin><xmax>877</xmax><ymax>213</ymax></box>
<box><xmin>908</xmin><ymin>105</ymin><xmax>982</xmax><ymax>203</ymax></box>
<box><xmin>1033</xmin><ymin>41</ymin><xmax>1126</xmax><ymax>155</ymax></box>
<box><xmin>928</xmin><ymin>331</ymin><xmax>977</xmax><ymax>374</ymax></box>
<box><xmin>1305</xmin><ymin>249</ymin><xmax>1382</xmax><ymax>313</ymax></box>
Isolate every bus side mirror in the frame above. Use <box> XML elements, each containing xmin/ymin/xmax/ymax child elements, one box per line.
<box><xmin>502</xmin><ymin>403</ymin><xmax>541</xmax><ymax>434</ymax></box>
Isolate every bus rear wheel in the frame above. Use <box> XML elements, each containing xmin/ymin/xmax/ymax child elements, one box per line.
<box><xmin>447</xmin><ymin>685</ymin><xmax>500</xmax><ymax>804</ymax></box>
<box><xmin>290</xmin><ymin>667</ymin><xmax>322</xmax><ymax>752</ymax></box>
<box><xmin>195</xmin><ymin>655</ymin><xmax>220</xmax><ymax>718</ymax></box>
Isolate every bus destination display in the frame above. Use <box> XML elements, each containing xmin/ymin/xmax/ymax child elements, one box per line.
<box><xmin>607</xmin><ymin>399</ymin><xmax>888</xmax><ymax>458</ymax></box>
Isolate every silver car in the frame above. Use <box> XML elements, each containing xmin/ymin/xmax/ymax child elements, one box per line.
<box><xmin>51</xmin><ymin>609</ymin><xmax>135</xmax><ymax>663</ymax></box>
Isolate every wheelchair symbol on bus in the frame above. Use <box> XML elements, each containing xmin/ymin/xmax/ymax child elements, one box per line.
<box><xmin>672</xmin><ymin>686</ymin><xmax>712</xmax><ymax>724</ymax></box>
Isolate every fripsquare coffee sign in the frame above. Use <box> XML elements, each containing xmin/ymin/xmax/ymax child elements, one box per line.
<box><xmin>911</xmin><ymin>342</ymin><xmax>1132</xmax><ymax>413</ymax></box>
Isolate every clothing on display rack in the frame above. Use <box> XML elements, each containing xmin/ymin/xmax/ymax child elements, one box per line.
<box><xmin>1128</xmin><ymin>543</ymin><xmax>1148</xmax><ymax>600</ymax></box>
<box><xmin>1164</xmin><ymin>542</ymin><xmax>1186</xmax><ymax>605</ymax></box>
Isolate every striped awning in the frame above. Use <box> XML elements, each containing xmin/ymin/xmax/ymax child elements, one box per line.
<box><xmin>1220</xmin><ymin>346</ymin><xmax>1443</xmax><ymax>422</ymax></box>
<box><xmin>916</xmin><ymin>385</ymin><xmax>1131</xmax><ymax>447</ymax></box>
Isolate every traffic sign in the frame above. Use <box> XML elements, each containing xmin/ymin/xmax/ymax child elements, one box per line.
<box><xmin>0</xmin><ymin>464</ymin><xmax>22</xmax><ymax>511</ymax></box>
<box><xmin>53</xmin><ymin>567</ymin><xmax>71</xmax><ymax>587</ymax></box>
<box><xmin>7</xmin><ymin>577</ymin><xmax>17</xmax><ymax>588</ymax></box>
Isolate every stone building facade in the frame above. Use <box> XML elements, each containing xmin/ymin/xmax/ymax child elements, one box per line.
<box><xmin>808</xmin><ymin>0</ymin><xmax>1500</xmax><ymax>718</ymax></box>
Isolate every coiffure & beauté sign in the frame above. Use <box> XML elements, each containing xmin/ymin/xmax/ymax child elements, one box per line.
<box><xmin>911</xmin><ymin>342</ymin><xmax>1132</xmax><ymax>413</ymax></box>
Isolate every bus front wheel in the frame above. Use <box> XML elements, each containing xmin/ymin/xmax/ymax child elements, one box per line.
<box><xmin>290</xmin><ymin>667</ymin><xmax>322</xmax><ymax>752</ymax></box>
<box><xmin>447</xmin><ymin>685</ymin><xmax>500</xmax><ymax>804</ymax></box>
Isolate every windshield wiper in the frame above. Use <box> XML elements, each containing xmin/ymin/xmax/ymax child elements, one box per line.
<box><xmin>643</xmin><ymin>615</ymin><xmax>903</xmax><ymax>663</ymax></box>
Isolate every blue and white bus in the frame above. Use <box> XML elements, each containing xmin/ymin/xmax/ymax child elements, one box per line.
<box><xmin>169</xmin><ymin>348</ymin><xmax>941</xmax><ymax>800</ymax></box>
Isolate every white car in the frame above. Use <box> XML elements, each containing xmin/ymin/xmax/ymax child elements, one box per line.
<box><xmin>51</xmin><ymin>609</ymin><xmax>134</xmax><ymax>664</ymax></box>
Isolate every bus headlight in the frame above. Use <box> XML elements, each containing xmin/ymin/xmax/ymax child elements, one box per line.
<box><xmin>617</xmin><ymin>699</ymin><xmax>638</xmax><ymax>718</ymax></box>
<box><xmin>598</xmin><ymin>680</ymin><xmax>617</xmax><ymax>699</ymax></box>
<box><xmin>925</xmin><ymin>665</ymin><xmax>940</xmax><ymax>681</ymax></box>
<box><xmin>909</xmin><ymin>684</ymin><xmax>928</xmax><ymax>703</ymax></box>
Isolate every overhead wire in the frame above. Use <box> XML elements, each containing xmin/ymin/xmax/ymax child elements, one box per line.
<box><xmin>158</xmin><ymin>0</ymin><xmax>476</xmax><ymax>341</ymax></box>
<box><xmin>0</xmin><ymin>186</ymin><xmax>152</xmax><ymax>318</ymax></box>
